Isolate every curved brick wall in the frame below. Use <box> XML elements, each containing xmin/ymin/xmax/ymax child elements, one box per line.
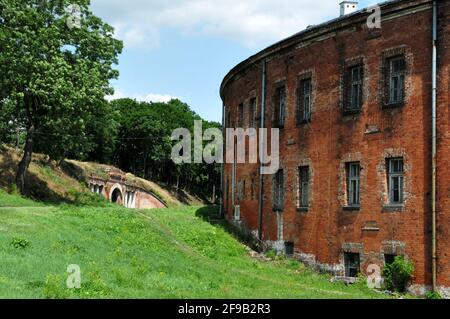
<box><xmin>221</xmin><ymin>0</ymin><xmax>450</xmax><ymax>296</ymax></box>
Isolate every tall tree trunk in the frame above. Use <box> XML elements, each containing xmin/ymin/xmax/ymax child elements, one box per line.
<box><xmin>16</xmin><ymin>126</ymin><xmax>34</xmax><ymax>194</ymax></box>
<box><xmin>15</xmin><ymin>125</ymin><xmax>20</xmax><ymax>149</ymax></box>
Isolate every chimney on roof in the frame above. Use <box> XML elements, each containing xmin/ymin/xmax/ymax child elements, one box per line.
<box><xmin>340</xmin><ymin>1</ymin><xmax>358</xmax><ymax>16</ymax></box>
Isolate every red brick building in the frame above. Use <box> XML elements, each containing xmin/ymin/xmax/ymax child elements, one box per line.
<box><xmin>220</xmin><ymin>0</ymin><xmax>449</xmax><ymax>296</ymax></box>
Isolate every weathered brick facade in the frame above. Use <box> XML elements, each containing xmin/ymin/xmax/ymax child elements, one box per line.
<box><xmin>220</xmin><ymin>0</ymin><xmax>449</xmax><ymax>296</ymax></box>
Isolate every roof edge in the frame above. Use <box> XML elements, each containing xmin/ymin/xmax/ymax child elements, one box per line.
<box><xmin>219</xmin><ymin>0</ymin><xmax>432</xmax><ymax>100</ymax></box>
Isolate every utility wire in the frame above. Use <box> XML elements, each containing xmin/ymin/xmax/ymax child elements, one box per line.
<box><xmin>28</xmin><ymin>131</ymin><xmax>165</xmax><ymax>141</ymax></box>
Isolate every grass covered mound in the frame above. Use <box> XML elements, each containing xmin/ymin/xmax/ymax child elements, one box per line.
<box><xmin>0</xmin><ymin>191</ymin><xmax>385</xmax><ymax>299</ymax></box>
<box><xmin>0</xmin><ymin>145</ymin><xmax>203</xmax><ymax>207</ymax></box>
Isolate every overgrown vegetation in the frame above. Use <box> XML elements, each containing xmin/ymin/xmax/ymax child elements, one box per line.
<box><xmin>382</xmin><ymin>256</ymin><xmax>414</xmax><ymax>293</ymax></box>
<box><xmin>0</xmin><ymin>0</ymin><xmax>123</xmax><ymax>194</ymax></box>
<box><xmin>0</xmin><ymin>146</ymin><xmax>202</xmax><ymax>207</ymax></box>
<box><xmin>0</xmin><ymin>191</ymin><xmax>387</xmax><ymax>299</ymax></box>
<box><xmin>425</xmin><ymin>291</ymin><xmax>442</xmax><ymax>300</ymax></box>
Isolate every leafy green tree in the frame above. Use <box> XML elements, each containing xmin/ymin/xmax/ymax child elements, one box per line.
<box><xmin>0</xmin><ymin>0</ymin><xmax>122</xmax><ymax>193</ymax></box>
<box><xmin>108</xmin><ymin>98</ymin><xmax>222</xmax><ymax>201</ymax></box>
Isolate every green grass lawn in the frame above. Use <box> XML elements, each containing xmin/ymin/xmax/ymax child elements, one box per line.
<box><xmin>0</xmin><ymin>190</ymin><xmax>386</xmax><ymax>299</ymax></box>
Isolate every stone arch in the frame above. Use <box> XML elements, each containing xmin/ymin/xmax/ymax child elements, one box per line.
<box><xmin>110</xmin><ymin>184</ymin><xmax>124</xmax><ymax>205</ymax></box>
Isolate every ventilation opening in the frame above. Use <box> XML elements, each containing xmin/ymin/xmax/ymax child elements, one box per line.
<box><xmin>285</xmin><ymin>242</ymin><xmax>294</xmax><ymax>256</ymax></box>
<box><xmin>384</xmin><ymin>254</ymin><xmax>397</xmax><ymax>265</ymax></box>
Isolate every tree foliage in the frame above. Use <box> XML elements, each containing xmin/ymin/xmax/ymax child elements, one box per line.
<box><xmin>0</xmin><ymin>0</ymin><xmax>123</xmax><ymax>192</ymax></box>
<box><xmin>93</xmin><ymin>98</ymin><xmax>222</xmax><ymax>201</ymax></box>
<box><xmin>0</xmin><ymin>1</ymin><xmax>220</xmax><ymax>200</ymax></box>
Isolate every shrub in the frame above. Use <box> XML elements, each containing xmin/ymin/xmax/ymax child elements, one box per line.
<box><xmin>43</xmin><ymin>275</ymin><xmax>68</xmax><ymax>299</ymax></box>
<box><xmin>425</xmin><ymin>291</ymin><xmax>442</xmax><ymax>299</ymax></box>
<box><xmin>10</xmin><ymin>237</ymin><xmax>30</xmax><ymax>249</ymax></box>
<box><xmin>8</xmin><ymin>184</ymin><xmax>19</xmax><ymax>196</ymax></box>
<box><xmin>265</xmin><ymin>249</ymin><xmax>277</xmax><ymax>260</ymax></box>
<box><xmin>382</xmin><ymin>256</ymin><xmax>414</xmax><ymax>293</ymax></box>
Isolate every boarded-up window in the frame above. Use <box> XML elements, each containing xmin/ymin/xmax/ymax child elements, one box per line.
<box><xmin>298</xmin><ymin>166</ymin><xmax>310</xmax><ymax>208</ymax></box>
<box><xmin>249</xmin><ymin>98</ymin><xmax>257</xmax><ymax>128</ymax></box>
<box><xmin>347</xmin><ymin>163</ymin><xmax>360</xmax><ymax>206</ymax></box>
<box><xmin>273</xmin><ymin>169</ymin><xmax>284</xmax><ymax>211</ymax></box>
<box><xmin>273</xmin><ymin>86</ymin><xmax>286</xmax><ymax>128</ymax></box>
<box><xmin>251</xmin><ymin>178</ymin><xmax>255</xmax><ymax>200</ymax></box>
<box><xmin>238</xmin><ymin>103</ymin><xmax>244</xmax><ymax>127</ymax></box>
<box><xmin>297</xmin><ymin>78</ymin><xmax>312</xmax><ymax>124</ymax></box>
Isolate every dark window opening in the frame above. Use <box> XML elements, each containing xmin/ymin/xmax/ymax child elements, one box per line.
<box><xmin>238</xmin><ymin>103</ymin><xmax>244</xmax><ymax>127</ymax></box>
<box><xmin>297</xmin><ymin>78</ymin><xmax>312</xmax><ymax>124</ymax></box>
<box><xmin>345</xmin><ymin>64</ymin><xmax>363</xmax><ymax>112</ymax></box>
<box><xmin>387</xmin><ymin>158</ymin><xmax>404</xmax><ymax>205</ymax></box>
<box><xmin>273</xmin><ymin>86</ymin><xmax>286</xmax><ymax>129</ymax></box>
<box><xmin>385</xmin><ymin>254</ymin><xmax>396</xmax><ymax>265</ymax></box>
<box><xmin>285</xmin><ymin>242</ymin><xmax>294</xmax><ymax>256</ymax></box>
<box><xmin>344</xmin><ymin>253</ymin><xmax>360</xmax><ymax>278</ymax></box>
<box><xmin>251</xmin><ymin>178</ymin><xmax>255</xmax><ymax>200</ymax></box>
<box><xmin>249</xmin><ymin>98</ymin><xmax>257</xmax><ymax>128</ymax></box>
<box><xmin>386</xmin><ymin>56</ymin><xmax>406</xmax><ymax>105</ymax></box>
<box><xmin>346</xmin><ymin>162</ymin><xmax>361</xmax><ymax>207</ymax></box>
<box><xmin>273</xmin><ymin>169</ymin><xmax>284</xmax><ymax>211</ymax></box>
<box><xmin>298</xmin><ymin>166</ymin><xmax>310</xmax><ymax>208</ymax></box>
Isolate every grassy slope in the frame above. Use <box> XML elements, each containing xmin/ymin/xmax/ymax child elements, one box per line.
<box><xmin>0</xmin><ymin>145</ymin><xmax>202</xmax><ymax>207</ymax></box>
<box><xmin>64</xmin><ymin>159</ymin><xmax>204</xmax><ymax>207</ymax></box>
<box><xmin>0</xmin><ymin>190</ymin><xmax>386</xmax><ymax>299</ymax></box>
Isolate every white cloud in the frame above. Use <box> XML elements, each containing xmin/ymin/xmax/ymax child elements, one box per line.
<box><xmin>106</xmin><ymin>90</ymin><xmax>177</xmax><ymax>103</ymax></box>
<box><xmin>91</xmin><ymin>0</ymin><xmax>342</xmax><ymax>50</ymax></box>
<box><xmin>135</xmin><ymin>93</ymin><xmax>178</xmax><ymax>103</ymax></box>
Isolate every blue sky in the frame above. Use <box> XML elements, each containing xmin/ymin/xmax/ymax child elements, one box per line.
<box><xmin>91</xmin><ymin>0</ymin><xmax>375</xmax><ymax>122</ymax></box>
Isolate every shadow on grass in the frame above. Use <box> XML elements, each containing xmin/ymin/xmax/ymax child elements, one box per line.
<box><xmin>0</xmin><ymin>145</ymin><xmax>107</xmax><ymax>207</ymax></box>
<box><xmin>195</xmin><ymin>206</ymin><xmax>266</xmax><ymax>253</ymax></box>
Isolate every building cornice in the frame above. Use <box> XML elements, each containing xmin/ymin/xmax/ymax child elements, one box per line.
<box><xmin>220</xmin><ymin>0</ymin><xmax>433</xmax><ymax>100</ymax></box>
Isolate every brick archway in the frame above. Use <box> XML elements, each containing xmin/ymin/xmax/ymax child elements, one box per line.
<box><xmin>110</xmin><ymin>184</ymin><xmax>123</xmax><ymax>205</ymax></box>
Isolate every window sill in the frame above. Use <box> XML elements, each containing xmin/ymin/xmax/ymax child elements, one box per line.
<box><xmin>343</xmin><ymin>108</ymin><xmax>362</xmax><ymax>116</ymax></box>
<box><xmin>297</xmin><ymin>119</ymin><xmax>311</xmax><ymax>126</ymax></box>
<box><xmin>383</xmin><ymin>205</ymin><xmax>405</xmax><ymax>212</ymax></box>
<box><xmin>383</xmin><ymin>102</ymin><xmax>405</xmax><ymax>109</ymax></box>
<box><xmin>297</xmin><ymin>207</ymin><xmax>309</xmax><ymax>213</ymax></box>
<box><xmin>343</xmin><ymin>206</ymin><xmax>360</xmax><ymax>212</ymax></box>
<box><xmin>362</xmin><ymin>226</ymin><xmax>380</xmax><ymax>232</ymax></box>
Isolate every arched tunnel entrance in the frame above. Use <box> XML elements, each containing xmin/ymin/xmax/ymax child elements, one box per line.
<box><xmin>111</xmin><ymin>188</ymin><xmax>123</xmax><ymax>205</ymax></box>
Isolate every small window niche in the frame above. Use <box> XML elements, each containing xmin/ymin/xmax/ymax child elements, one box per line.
<box><xmin>384</xmin><ymin>254</ymin><xmax>397</xmax><ymax>266</ymax></box>
<box><xmin>344</xmin><ymin>253</ymin><xmax>361</xmax><ymax>278</ymax></box>
<box><xmin>285</xmin><ymin>242</ymin><xmax>294</xmax><ymax>256</ymax></box>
